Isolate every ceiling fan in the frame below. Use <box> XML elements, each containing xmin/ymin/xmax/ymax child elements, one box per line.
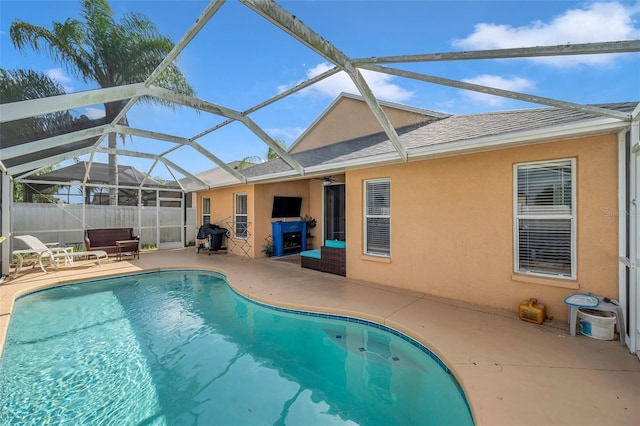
<box><xmin>310</xmin><ymin>176</ymin><xmax>338</xmax><ymax>184</ymax></box>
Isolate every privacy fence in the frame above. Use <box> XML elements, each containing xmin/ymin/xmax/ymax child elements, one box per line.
<box><xmin>11</xmin><ymin>203</ymin><xmax>196</xmax><ymax>250</ymax></box>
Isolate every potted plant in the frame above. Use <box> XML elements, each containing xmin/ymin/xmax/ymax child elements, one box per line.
<box><xmin>303</xmin><ymin>214</ymin><xmax>316</xmax><ymax>236</ymax></box>
<box><xmin>261</xmin><ymin>234</ymin><xmax>274</xmax><ymax>257</ymax></box>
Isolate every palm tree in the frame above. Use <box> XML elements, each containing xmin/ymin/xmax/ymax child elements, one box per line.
<box><xmin>0</xmin><ymin>68</ymin><xmax>72</xmax><ymax>202</ymax></box>
<box><xmin>10</xmin><ymin>0</ymin><xmax>195</xmax><ymax>204</ymax></box>
<box><xmin>238</xmin><ymin>138</ymin><xmax>287</xmax><ymax>170</ymax></box>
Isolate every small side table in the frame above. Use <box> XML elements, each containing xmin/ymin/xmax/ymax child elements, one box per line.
<box><xmin>116</xmin><ymin>240</ymin><xmax>140</xmax><ymax>261</ymax></box>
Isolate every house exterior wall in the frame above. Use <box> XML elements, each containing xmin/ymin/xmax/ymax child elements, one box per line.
<box><xmin>345</xmin><ymin>134</ymin><xmax>619</xmax><ymax>320</ymax></box>
<box><xmin>197</xmin><ymin>184</ymin><xmax>255</xmax><ymax>257</ymax></box>
<box><xmin>197</xmin><ymin>180</ymin><xmax>311</xmax><ymax>258</ymax></box>
<box><xmin>289</xmin><ymin>97</ymin><xmax>436</xmax><ymax>154</ymax></box>
<box><xmin>254</xmin><ymin>180</ymin><xmax>311</xmax><ymax>255</ymax></box>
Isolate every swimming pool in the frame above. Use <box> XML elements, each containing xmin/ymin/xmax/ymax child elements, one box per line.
<box><xmin>0</xmin><ymin>270</ymin><xmax>474</xmax><ymax>425</ymax></box>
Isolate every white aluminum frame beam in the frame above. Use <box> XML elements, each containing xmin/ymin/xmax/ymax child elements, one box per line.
<box><xmin>0</xmin><ymin>84</ymin><xmax>148</xmax><ymax>123</ymax></box>
<box><xmin>191</xmin><ymin>65</ymin><xmax>342</xmax><ymax>140</ymax></box>
<box><xmin>112</xmin><ymin>124</ymin><xmax>247</xmax><ymax>183</ymax></box>
<box><xmin>8</xmin><ymin>146</ymin><xmax>98</xmax><ymax>176</ymax></box>
<box><xmin>0</xmin><ymin>125</ymin><xmax>110</xmax><ymax>160</ymax></box>
<box><xmin>628</xmin><ymin>114</ymin><xmax>639</xmax><ymax>355</ymax></box>
<box><xmin>112</xmin><ymin>124</ymin><xmax>189</xmax><ymax>145</ymax></box>
<box><xmin>111</xmin><ymin>0</ymin><xmax>227</xmax><ymax>131</ymax></box>
<box><xmin>240</xmin><ymin>0</ymin><xmax>407</xmax><ymax>162</ymax></box>
<box><xmin>96</xmin><ymin>146</ymin><xmax>209</xmax><ymax>189</ymax></box>
<box><xmin>1</xmin><ymin>0</ymin><xmax>637</xmax><ymax>192</ymax></box>
<box><xmin>352</xmin><ymin>40</ymin><xmax>640</xmax><ymax>64</ymax></box>
<box><xmin>360</xmin><ymin>64</ymin><xmax>632</xmax><ymax>121</ymax></box>
<box><xmin>147</xmin><ymin>85</ymin><xmax>305</xmax><ymax>175</ymax></box>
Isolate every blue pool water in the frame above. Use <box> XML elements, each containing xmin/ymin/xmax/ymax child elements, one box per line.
<box><xmin>0</xmin><ymin>270</ymin><xmax>473</xmax><ymax>425</ymax></box>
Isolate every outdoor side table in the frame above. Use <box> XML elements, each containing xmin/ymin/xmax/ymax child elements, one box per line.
<box><xmin>116</xmin><ymin>240</ymin><xmax>140</xmax><ymax>261</ymax></box>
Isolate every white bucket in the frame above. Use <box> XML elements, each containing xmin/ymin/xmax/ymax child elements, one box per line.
<box><xmin>577</xmin><ymin>308</ymin><xmax>616</xmax><ymax>340</ymax></box>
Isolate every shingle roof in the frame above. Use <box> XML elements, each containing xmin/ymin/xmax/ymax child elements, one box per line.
<box><xmin>211</xmin><ymin>101</ymin><xmax>639</xmax><ymax>182</ymax></box>
<box><xmin>180</xmin><ymin>160</ymin><xmax>242</xmax><ymax>191</ymax></box>
<box><xmin>404</xmin><ymin>102</ymin><xmax>637</xmax><ymax>149</ymax></box>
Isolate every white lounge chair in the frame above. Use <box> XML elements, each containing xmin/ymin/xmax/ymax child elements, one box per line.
<box><xmin>12</xmin><ymin>235</ymin><xmax>108</xmax><ymax>277</ymax></box>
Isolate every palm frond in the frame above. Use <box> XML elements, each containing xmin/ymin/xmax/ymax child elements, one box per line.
<box><xmin>238</xmin><ymin>156</ymin><xmax>263</xmax><ymax>170</ymax></box>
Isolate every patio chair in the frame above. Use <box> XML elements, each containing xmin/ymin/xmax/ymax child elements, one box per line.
<box><xmin>12</xmin><ymin>235</ymin><xmax>108</xmax><ymax>277</ymax></box>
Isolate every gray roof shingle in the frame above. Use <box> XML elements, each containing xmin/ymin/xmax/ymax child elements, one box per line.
<box><xmin>214</xmin><ymin>101</ymin><xmax>639</xmax><ymax>182</ymax></box>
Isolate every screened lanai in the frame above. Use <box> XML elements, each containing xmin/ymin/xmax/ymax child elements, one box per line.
<box><xmin>1</xmin><ymin>0</ymin><xmax>640</xmax><ymax>353</ymax></box>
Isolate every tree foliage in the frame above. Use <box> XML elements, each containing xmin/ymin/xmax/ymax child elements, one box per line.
<box><xmin>238</xmin><ymin>139</ymin><xmax>287</xmax><ymax>170</ymax></box>
<box><xmin>0</xmin><ymin>68</ymin><xmax>70</xmax><ymax>202</ymax></box>
<box><xmin>9</xmin><ymin>0</ymin><xmax>194</xmax><ymax>96</ymax></box>
<box><xmin>9</xmin><ymin>0</ymin><xmax>195</xmax><ymax>201</ymax></box>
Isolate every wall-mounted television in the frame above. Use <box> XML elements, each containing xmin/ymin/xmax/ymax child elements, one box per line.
<box><xmin>271</xmin><ymin>196</ymin><xmax>302</xmax><ymax>218</ymax></box>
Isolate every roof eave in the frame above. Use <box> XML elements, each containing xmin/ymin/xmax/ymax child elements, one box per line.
<box><xmin>194</xmin><ymin>116</ymin><xmax>632</xmax><ymax>191</ymax></box>
<box><xmin>408</xmin><ymin>117</ymin><xmax>630</xmax><ymax>161</ymax></box>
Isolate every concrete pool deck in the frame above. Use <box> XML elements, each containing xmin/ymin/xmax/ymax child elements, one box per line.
<box><xmin>1</xmin><ymin>248</ymin><xmax>638</xmax><ymax>425</ymax></box>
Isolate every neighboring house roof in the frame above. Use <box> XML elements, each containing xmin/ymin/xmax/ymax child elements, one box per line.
<box><xmin>236</xmin><ymin>101</ymin><xmax>637</xmax><ymax>181</ymax></box>
<box><xmin>29</xmin><ymin>161</ymin><xmax>177</xmax><ymax>189</ymax></box>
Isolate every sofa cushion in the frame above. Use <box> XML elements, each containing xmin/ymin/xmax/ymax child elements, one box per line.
<box><xmin>325</xmin><ymin>240</ymin><xmax>346</xmax><ymax>249</ymax></box>
<box><xmin>300</xmin><ymin>249</ymin><xmax>321</xmax><ymax>259</ymax></box>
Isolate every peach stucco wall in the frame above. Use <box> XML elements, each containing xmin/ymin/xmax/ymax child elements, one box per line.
<box><xmin>197</xmin><ymin>180</ymin><xmax>312</xmax><ymax>258</ymax></box>
<box><xmin>197</xmin><ymin>185</ymin><xmax>255</xmax><ymax>257</ymax></box>
<box><xmin>345</xmin><ymin>134</ymin><xmax>619</xmax><ymax>320</ymax></box>
<box><xmin>289</xmin><ymin>97</ymin><xmax>435</xmax><ymax>154</ymax></box>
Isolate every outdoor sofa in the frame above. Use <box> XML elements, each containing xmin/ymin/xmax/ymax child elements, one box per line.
<box><xmin>85</xmin><ymin>228</ymin><xmax>139</xmax><ymax>257</ymax></box>
<box><xmin>300</xmin><ymin>239</ymin><xmax>346</xmax><ymax>276</ymax></box>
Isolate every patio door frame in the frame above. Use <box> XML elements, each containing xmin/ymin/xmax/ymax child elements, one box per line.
<box><xmin>619</xmin><ymin>123</ymin><xmax>639</xmax><ymax>359</ymax></box>
<box><xmin>323</xmin><ymin>183</ymin><xmax>346</xmax><ymax>244</ymax></box>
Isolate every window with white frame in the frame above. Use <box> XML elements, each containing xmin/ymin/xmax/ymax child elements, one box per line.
<box><xmin>364</xmin><ymin>178</ymin><xmax>391</xmax><ymax>256</ymax></box>
<box><xmin>514</xmin><ymin>159</ymin><xmax>575</xmax><ymax>278</ymax></box>
<box><xmin>202</xmin><ymin>197</ymin><xmax>211</xmax><ymax>225</ymax></box>
<box><xmin>234</xmin><ymin>193</ymin><xmax>248</xmax><ymax>238</ymax></box>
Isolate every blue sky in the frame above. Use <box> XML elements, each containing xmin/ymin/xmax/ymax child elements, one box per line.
<box><xmin>1</xmin><ymin>0</ymin><xmax>639</xmax><ymax>180</ymax></box>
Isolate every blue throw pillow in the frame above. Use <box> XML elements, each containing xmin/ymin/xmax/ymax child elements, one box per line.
<box><xmin>325</xmin><ymin>240</ymin><xmax>346</xmax><ymax>249</ymax></box>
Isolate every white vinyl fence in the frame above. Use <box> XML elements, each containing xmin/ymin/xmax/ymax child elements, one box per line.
<box><xmin>11</xmin><ymin>203</ymin><xmax>196</xmax><ymax>250</ymax></box>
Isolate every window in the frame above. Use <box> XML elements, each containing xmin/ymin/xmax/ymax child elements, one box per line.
<box><xmin>364</xmin><ymin>178</ymin><xmax>390</xmax><ymax>256</ymax></box>
<box><xmin>202</xmin><ymin>197</ymin><xmax>211</xmax><ymax>225</ymax></box>
<box><xmin>514</xmin><ymin>159</ymin><xmax>575</xmax><ymax>278</ymax></box>
<box><xmin>234</xmin><ymin>193</ymin><xmax>248</xmax><ymax>238</ymax></box>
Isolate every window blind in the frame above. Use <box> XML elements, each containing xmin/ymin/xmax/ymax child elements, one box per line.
<box><xmin>235</xmin><ymin>193</ymin><xmax>247</xmax><ymax>238</ymax></box>
<box><xmin>515</xmin><ymin>159</ymin><xmax>574</xmax><ymax>278</ymax></box>
<box><xmin>365</xmin><ymin>179</ymin><xmax>390</xmax><ymax>256</ymax></box>
<box><xmin>202</xmin><ymin>197</ymin><xmax>211</xmax><ymax>225</ymax></box>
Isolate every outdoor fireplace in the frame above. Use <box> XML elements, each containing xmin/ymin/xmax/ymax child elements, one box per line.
<box><xmin>272</xmin><ymin>221</ymin><xmax>307</xmax><ymax>257</ymax></box>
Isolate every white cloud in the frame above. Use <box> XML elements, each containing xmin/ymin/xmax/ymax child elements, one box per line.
<box><xmin>45</xmin><ymin>68</ymin><xmax>74</xmax><ymax>91</ymax></box>
<box><xmin>281</xmin><ymin>62</ymin><xmax>414</xmax><ymax>103</ymax></box>
<box><xmin>82</xmin><ymin>107</ymin><xmax>105</xmax><ymax>120</ymax></box>
<box><xmin>266</xmin><ymin>127</ymin><xmax>305</xmax><ymax>142</ymax></box>
<box><xmin>453</xmin><ymin>2</ymin><xmax>640</xmax><ymax>67</ymax></box>
<box><xmin>461</xmin><ymin>75</ymin><xmax>535</xmax><ymax>106</ymax></box>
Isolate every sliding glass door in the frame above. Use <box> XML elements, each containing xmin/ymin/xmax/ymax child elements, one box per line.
<box><xmin>323</xmin><ymin>184</ymin><xmax>345</xmax><ymax>242</ymax></box>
